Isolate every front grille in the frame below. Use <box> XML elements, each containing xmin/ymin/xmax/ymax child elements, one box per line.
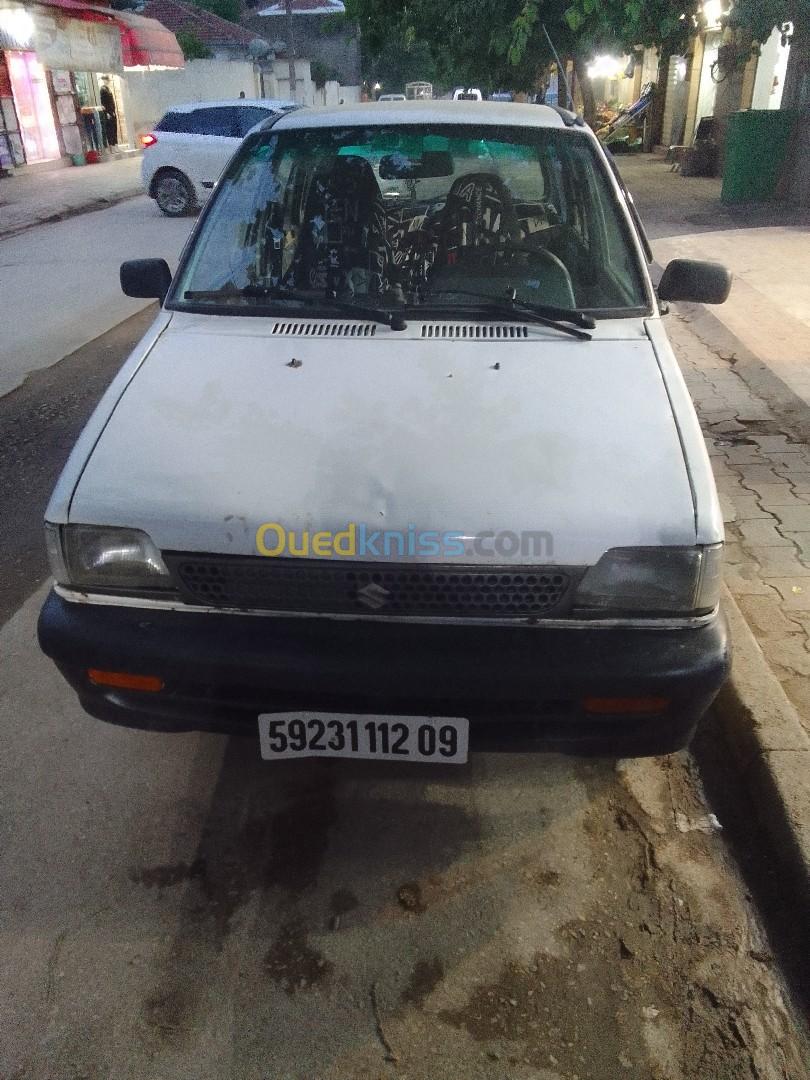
<box><xmin>165</xmin><ymin>555</ymin><xmax>578</xmax><ymax>619</ymax></box>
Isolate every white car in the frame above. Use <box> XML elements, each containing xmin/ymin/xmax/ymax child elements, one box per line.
<box><xmin>453</xmin><ymin>87</ymin><xmax>483</xmax><ymax>100</ymax></box>
<box><xmin>40</xmin><ymin>101</ymin><xmax>733</xmax><ymax>761</ymax></box>
<box><xmin>378</xmin><ymin>93</ymin><xmax>407</xmax><ymax>102</ymax></box>
<box><xmin>140</xmin><ymin>98</ymin><xmax>298</xmax><ymax>216</ymax></box>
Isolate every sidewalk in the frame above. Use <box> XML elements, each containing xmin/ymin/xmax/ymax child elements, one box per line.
<box><xmin>622</xmin><ymin>155</ymin><xmax>810</xmax><ymax>908</ymax></box>
<box><xmin>621</xmin><ymin>155</ymin><xmax>810</xmax><ymax>724</ymax></box>
<box><xmin>620</xmin><ymin>155</ymin><xmax>810</xmax><ymax>421</ymax></box>
<box><xmin>0</xmin><ymin>154</ymin><xmax>143</xmax><ymax>239</ymax></box>
<box><xmin>671</xmin><ymin>314</ymin><xmax>810</xmax><ymax>730</ymax></box>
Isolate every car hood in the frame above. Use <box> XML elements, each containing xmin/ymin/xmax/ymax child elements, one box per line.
<box><xmin>68</xmin><ymin>314</ymin><xmax>697</xmax><ymax>565</ymax></box>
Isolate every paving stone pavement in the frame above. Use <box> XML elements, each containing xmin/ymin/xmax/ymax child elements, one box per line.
<box><xmin>0</xmin><ymin>153</ymin><xmax>142</xmax><ymax>238</ymax></box>
<box><xmin>669</xmin><ymin>312</ymin><xmax>810</xmax><ymax>732</ymax></box>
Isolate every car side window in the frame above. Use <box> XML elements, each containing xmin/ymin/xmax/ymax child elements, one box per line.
<box><xmin>189</xmin><ymin>107</ymin><xmax>240</xmax><ymax>137</ymax></box>
<box><xmin>236</xmin><ymin>107</ymin><xmax>275</xmax><ymax>137</ymax></box>
<box><xmin>155</xmin><ymin>111</ymin><xmax>188</xmax><ymax>133</ymax></box>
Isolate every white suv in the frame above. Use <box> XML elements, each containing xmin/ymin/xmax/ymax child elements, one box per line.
<box><xmin>141</xmin><ymin>99</ymin><xmax>298</xmax><ymax>216</ymax></box>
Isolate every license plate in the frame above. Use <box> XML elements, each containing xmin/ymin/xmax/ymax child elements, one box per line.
<box><xmin>258</xmin><ymin>712</ymin><xmax>469</xmax><ymax>764</ymax></box>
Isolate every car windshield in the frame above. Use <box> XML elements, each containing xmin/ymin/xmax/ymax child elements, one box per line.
<box><xmin>173</xmin><ymin>123</ymin><xmax>650</xmax><ymax>316</ymax></box>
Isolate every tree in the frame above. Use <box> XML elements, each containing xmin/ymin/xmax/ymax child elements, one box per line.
<box><xmin>562</xmin><ymin>0</ymin><xmax>704</xmax><ymax>135</ymax></box>
<box><xmin>345</xmin><ymin>0</ymin><xmax>707</xmax><ymax>119</ymax></box>
<box><xmin>344</xmin><ymin>0</ymin><xmax>568</xmax><ymax>93</ymax></box>
<box><xmin>726</xmin><ymin>0</ymin><xmax>805</xmax><ymax>44</ymax></box>
<box><xmin>191</xmin><ymin>0</ymin><xmax>242</xmax><ymax>24</ymax></box>
<box><xmin>726</xmin><ymin>0</ymin><xmax>808</xmax><ymax>109</ymax></box>
<box><xmin>175</xmin><ymin>28</ymin><xmax>213</xmax><ymax>59</ymax></box>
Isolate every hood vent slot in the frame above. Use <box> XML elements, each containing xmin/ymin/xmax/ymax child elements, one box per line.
<box><xmin>272</xmin><ymin>321</ymin><xmax>377</xmax><ymax>338</ymax></box>
<box><xmin>421</xmin><ymin>323</ymin><xmax>529</xmax><ymax>340</ymax></box>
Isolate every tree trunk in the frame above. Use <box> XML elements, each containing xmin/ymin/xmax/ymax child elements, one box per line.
<box><xmin>558</xmin><ymin>58</ymin><xmax>572</xmax><ymax>110</ymax></box>
<box><xmin>574</xmin><ymin>56</ymin><xmax>597</xmax><ymax>128</ymax></box>
<box><xmin>782</xmin><ymin>20</ymin><xmax>809</xmax><ymax>110</ymax></box>
<box><xmin>286</xmin><ymin>0</ymin><xmax>297</xmax><ymax>103</ymax></box>
<box><xmin>648</xmin><ymin>46</ymin><xmax>673</xmax><ymax>150</ymax></box>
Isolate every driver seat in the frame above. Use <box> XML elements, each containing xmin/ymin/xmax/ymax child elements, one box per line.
<box><xmin>437</xmin><ymin>172</ymin><xmax>522</xmax><ymax>266</ymax></box>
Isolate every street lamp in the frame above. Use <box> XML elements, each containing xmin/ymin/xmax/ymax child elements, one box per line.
<box><xmin>702</xmin><ymin>0</ymin><xmax>724</xmax><ymax>28</ymax></box>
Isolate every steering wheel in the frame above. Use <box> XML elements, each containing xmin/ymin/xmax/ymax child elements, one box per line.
<box><xmin>445</xmin><ymin>241</ymin><xmax>577</xmax><ymax>309</ymax></box>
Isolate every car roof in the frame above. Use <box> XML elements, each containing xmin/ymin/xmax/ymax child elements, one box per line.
<box><xmin>163</xmin><ymin>99</ymin><xmax>297</xmax><ymax>113</ymax></box>
<box><xmin>273</xmin><ymin>99</ymin><xmax>569</xmax><ymax>131</ymax></box>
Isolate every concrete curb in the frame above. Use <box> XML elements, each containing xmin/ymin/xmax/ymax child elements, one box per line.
<box><xmin>0</xmin><ymin>187</ymin><xmax>143</xmax><ymax>241</ymax></box>
<box><xmin>713</xmin><ymin>585</ymin><xmax>810</xmax><ymax>903</ymax></box>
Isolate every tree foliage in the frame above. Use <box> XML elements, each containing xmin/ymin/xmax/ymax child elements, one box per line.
<box><xmin>175</xmin><ymin>29</ymin><xmax>213</xmax><ymax>59</ymax></box>
<box><xmin>563</xmin><ymin>0</ymin><xmax>702</xmax><ymax>55</ymax></box>
<box><xmin>726</xmin><ymin>0</ymin><xmax>807</xmax><ymax>44</ymax></box>
<box><xmin>190</xmin><ymin>0</ymin><xmax>242</xmax><ymax>25</ymax></box>
<box><xmin>345</xmin><ymin>0</ymin><xmax>568</xmax><ymax>91</ymax></box>
<box><xmin>344</xmin><ymin>0</ymin><xmax>712</xmax><ymax>93</ymax></box>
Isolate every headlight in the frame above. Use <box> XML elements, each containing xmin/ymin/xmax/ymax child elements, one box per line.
<box><xmin>45</xmin><ymin>523</ymin><xmax>172</xmax><ymax>592</ymax></box>
<box><xmin>575</xmin><ymin>545</ymin><xmax>723</xmax><ymax>616</ymax></box>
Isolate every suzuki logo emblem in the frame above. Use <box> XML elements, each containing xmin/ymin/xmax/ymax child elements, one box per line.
<box><xmin>356</xmin><ymin>582</ymin><xmax>391</xmax><ymax>610</ymax></box>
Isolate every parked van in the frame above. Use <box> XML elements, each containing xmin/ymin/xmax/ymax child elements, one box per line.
<box><xmin>40</xmin><ymin>101</ymin><xmax>732</xmax><ymax>761</ymax></box>
<box><xmin>453</xmin><ymin>88</ymin><xmax>483</xmax><ymax>101</ymax></box>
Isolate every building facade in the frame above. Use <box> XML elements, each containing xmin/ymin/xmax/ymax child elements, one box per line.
<box><xmin>659</xmin><ymin>6</ymin><xmax>795</xmax><ymax>150</ymax></box>
<box><xmin>0</xmin><ymin>0</ymin><xmax>182</xmax><ymax>172</ymax></box>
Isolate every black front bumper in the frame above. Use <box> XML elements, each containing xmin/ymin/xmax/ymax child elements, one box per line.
<box><xmin>38</xmin><ymin>590</ymin><xmax>730</xmax><ymax>756</ymax></box>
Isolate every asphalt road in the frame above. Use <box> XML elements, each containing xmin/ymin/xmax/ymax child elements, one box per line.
<box><xmin>0</xmin><ymin>193</ymin><xmax>192</xmax><ymax>622</ymax></box>
<box><xmin>0</xmin><ymin>305</ymin><xmax>157</xmax><ymax>623</ymax></box>
<box><xmin>0</xmin><ymin>193</ymin><xmax>192</xmax><ymax>398</ymax></box>
<box><xmin>1</xmin><ymin>201</ymin><xmax>809</xmax><ymax>1079</ymax></box>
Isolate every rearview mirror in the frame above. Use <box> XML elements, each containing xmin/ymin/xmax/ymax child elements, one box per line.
<box><xmin>658</xmin><ymin>259</ymin><xmax>732</xmax><ymax>305</ymax></box>
<box><xmin>120</xmin><ymin>259</ymin><xmax>172</xmax><ymax>302</ymax></box>
<box><xmin>379</xmin><ymin>150</ymin><xmax>454</xmax><ymax>180</ymax></box>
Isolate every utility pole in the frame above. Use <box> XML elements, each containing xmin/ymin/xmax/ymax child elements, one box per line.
<box><xmin>285</xmin><ymin>0</ymin><xmax>297</xmax><ymax>103</ymax></box>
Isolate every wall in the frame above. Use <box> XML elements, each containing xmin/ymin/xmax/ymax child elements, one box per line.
<box><xmin>661</xmin><ymin>55</ymin><xmax>689</xmax><ymax>146</ymax></box>
<box><xmin>121</xmin><ymin>59</ymin><xmax>261</xmax><ymax>140</ymax></box>
<box><xmin>259</xmin><ymin>56</ymin><xmax>312</xmax><ymax>103</ymax></box>
<box><xmin>752</xmin><ymin>27</ymin><xmax>792</xmax><ymax>110</ymax></box>
<box><xmin>259</xmin><ymin>58</ymin><xmax>359</xmax><ymax>107</ymax></box>
<box><xmin>314</xmin><ymin>79</ymin><xmax>360</xmax><ymax>106</ymax></box>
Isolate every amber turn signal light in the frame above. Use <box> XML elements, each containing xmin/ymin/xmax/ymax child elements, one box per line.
<box><xmin>88</xmin><ymin>669</ymin><xmax>164</xmax><ymax>692</ymax></box>
<box><xmin>583</xmin><ymin>696</ymin><xmax>670</xmax><ymax>715</ymax></box>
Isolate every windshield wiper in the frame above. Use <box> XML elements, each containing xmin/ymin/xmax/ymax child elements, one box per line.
<box><xmin>183</xmin><ymin>285</ymin><xmax>407</xmax><ymax>330</ymax></box>
<box><xmin>420</xmin><ymin>288</ymin><xmax>595</xmax><ymax>341</ymax></box>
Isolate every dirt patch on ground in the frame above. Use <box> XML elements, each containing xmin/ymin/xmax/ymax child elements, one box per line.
<box><xmin>402</xmin><ymin>958</ymin><xmax>445</xmax><ymax>1008</ymax></box>
<box><xmin>264</xmin><ymin>918</ymin><xmax>333</xmax><ymax>995</ymax></box>
<box><xmin>438</xmin><ymin>756</ymin><xmax>807</xmax><ymax>1080</ymax></box>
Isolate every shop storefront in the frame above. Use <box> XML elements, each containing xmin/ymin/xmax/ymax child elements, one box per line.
<box><xmin>6</xmin><ymin>47</ymin><xmax>60</xmax><ymax>161</ymax></box>
<box><xmin>0</xmin><ymin>0</ymin><xmax>181</xmax><ymax>170</ymax></box>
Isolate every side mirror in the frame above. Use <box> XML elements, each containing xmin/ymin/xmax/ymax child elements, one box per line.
<box><xmin>120</xmin><ymin>259</ymin><xmax>172</xmax><ymax>302</ymax></box>
<box><xmin>658</xmin><ymin>259</ymin><xmax>732</xmax><ymax>305</ymax></box>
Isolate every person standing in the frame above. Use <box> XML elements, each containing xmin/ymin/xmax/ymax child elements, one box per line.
<box><xmin>99</xmin><ymin>78</ymin><xmax>118</xmax><ymax>147</ymax></box>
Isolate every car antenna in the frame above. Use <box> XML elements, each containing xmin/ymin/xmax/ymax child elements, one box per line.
<box><xmin>542</xmin><ymin>24</ymin><xmax>574</xmax><ymax>109</ymax></box>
